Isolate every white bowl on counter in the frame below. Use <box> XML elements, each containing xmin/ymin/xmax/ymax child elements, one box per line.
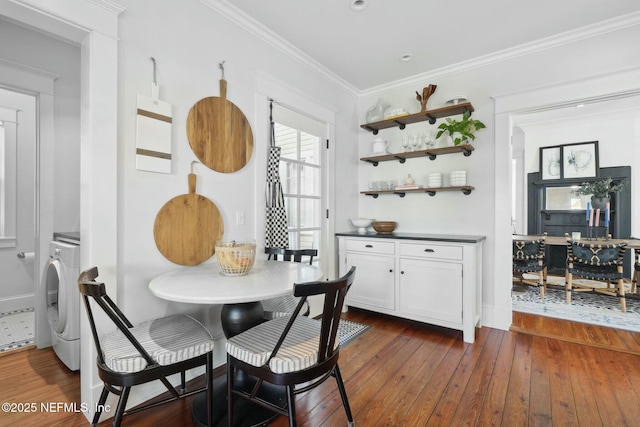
<box><xmin>350</xmin><ymin>218</ymin><xmax>373</xmax><ymax>233</ymax></box>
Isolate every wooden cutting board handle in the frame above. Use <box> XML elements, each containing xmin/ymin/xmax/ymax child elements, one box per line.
<box><xmin>219</xmin><ymin>79</ymin><xmax>227</xmax><ymax>100</ymax></box>
<box><xmin>188</xmin><ymin>173</ymin><xmax>196</xmax><ymax>194</ymax></box>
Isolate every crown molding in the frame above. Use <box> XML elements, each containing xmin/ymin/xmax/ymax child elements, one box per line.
<box><xmin>199</xmin><ymin>0</ymin><xmax>360</xmax><ymax>98</ymax></box>
<box><xmin>87</xmin><ymin>0</ymin><xmax>125</xmax><ymax>15</ymax></box>
<box><xmin>361</xmin><ymin>11</ymin><xmax>640</xmax><ymax>97</ymax></box>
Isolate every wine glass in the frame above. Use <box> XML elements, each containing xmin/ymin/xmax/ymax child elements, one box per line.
<box><xmin>411</xmin><ymin>133</ymin><xmax>421</xmax><ymax>152</ymax></box>
<box><xmin>425</xmin><ymin>131</ymin><xmax>435</xmax><ymax>148</ymax></box>
<box><xmin>401</xmin><ymin>135</ymin><xmax>410</xmax><ymax>152</ymax></box>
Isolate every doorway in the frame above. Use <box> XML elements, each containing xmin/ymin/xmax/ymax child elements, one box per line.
<box><xmin>496</xmin><ymin>72</ymin><xmax>640</xmax><ymax>331</ymax></box>
<box><xmin>0</xmin><ymin>18</ymin><xmax>81</xmax><ymax>349</ymax></box>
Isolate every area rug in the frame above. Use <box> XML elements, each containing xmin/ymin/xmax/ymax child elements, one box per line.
<box><xmin>512</xmin><ymin>276</ymin><xmax>640</xmax><ymax>333</ymax></box>
<box><xmin>0</xmin><ymin>307</ymin><xmax>35</xmax><ymax>354</ymax></box>
<box><xmin>338</xmin><ymin>319</ymin><xmax>370</xmax><ymax>346</ymax></box>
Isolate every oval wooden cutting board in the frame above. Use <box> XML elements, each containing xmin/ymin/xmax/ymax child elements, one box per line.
<box><xmin>186</xmin><ymin>79</ymin><xmax>254</xmax><ymax>173</ymax></box>
<box><xmin>154</xmin><ymin>174</ymin><xmax>224</xmax><ymax>265</ymax></box>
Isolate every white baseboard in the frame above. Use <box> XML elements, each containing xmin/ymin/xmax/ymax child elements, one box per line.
<box><xmin>0</xmin><ymin>294</ymin><xmax>35</xmax><ymax>313</ymax></box>
<box><xmin>481</xmin><ymin>304</ymin><xmax>512</xmax><ymax>331</ymax></box>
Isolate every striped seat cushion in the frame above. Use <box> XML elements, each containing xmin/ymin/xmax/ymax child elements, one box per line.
<box><xmin>102</xmin><ymin>314</ymin><xmax>214</xmax><ymax>373</ymax></box>
<box><xmin>226</xmin><ymin>316</ymin><xmax>337</xmax><ymax>374</ymax></box>
<box><xmin>262</xmin><ymin>295</ymin><xmax>310</xmax><ymax>320</ymax></box>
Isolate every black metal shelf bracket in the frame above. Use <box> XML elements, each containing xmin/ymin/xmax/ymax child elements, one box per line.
<box><xmin>427</xmin><ymin>191</ymin><xmax>436</xmax><ymax>196</ymax></box>
<box><xmin>394</xmin><ymin>120</ymin><xmax>406</xmax><ymax>130</ymax></box>
<box><xmin>372</xmin><ymin>129</ymin><xmax>379</xmax><ymax>135</ymax></box>
<box><xmin>393</xmin><ymin>156</ymin><xmax>406</xmax><ymax>164</ymax></box>
<box><xmin>394</xmin><ymin>192</ymin><xmax>406</xmax><ymax>198</ymax></box>
<box><xmin>425</xmin><ymin>114</ymin><xmax>436</xmax><ymax>125</ymax></box>
<box><xmin>462</xmin><ymin>188</ymin><xmax>472</xmax><ymax>195</ymax></box>
<box><xmin>461</xmin><ymin>146</ymin><xmax>473</xmax><ymax>157</ymax></box>
<box><xmin>425</xmin><ymin>151</ymin><xmax>437</xmax><ymax>160</ymax></box>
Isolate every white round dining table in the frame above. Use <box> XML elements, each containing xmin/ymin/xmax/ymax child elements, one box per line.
<box><xmin>148</xmin><ymin>259</ymin><xmax>323</xmax><ymax>427</ymax></box>
<box><xmin>149</xmin><ymin>259</ymin><xmax>322</xmax><ymax>305</ymax></box>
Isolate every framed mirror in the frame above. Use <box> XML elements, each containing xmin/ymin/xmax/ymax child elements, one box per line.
<box><xmin>545</xmin><ymin>186</ymin><xmax>591</xmax><ymax>210</ymax></box>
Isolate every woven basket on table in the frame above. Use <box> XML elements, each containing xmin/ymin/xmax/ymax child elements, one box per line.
<box><xmin>215</xmin><ymin>240</ymin><xmax>256</xmax><ymax>276</ymax></box>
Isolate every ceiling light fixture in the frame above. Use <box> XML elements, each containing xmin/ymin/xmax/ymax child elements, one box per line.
<box><xmin>399</xmin><ymin>54</ymin><xmax>413</xmax><ymax>62</ymax></box>
<box><xmin>350</xmin><ymin>0</ymin><xmax>368</xmax><ymax>12</ymax></box>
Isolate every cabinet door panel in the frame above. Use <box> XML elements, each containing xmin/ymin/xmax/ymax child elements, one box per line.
<box><xmin>346</xmin><ymin>253</ymin><xmax>395</xmax><ymax>310</ymax></box>
<box><xmin>399</xmin><ymin>258</ymin><xmax>462</xmax><ymax>324</ymax></box>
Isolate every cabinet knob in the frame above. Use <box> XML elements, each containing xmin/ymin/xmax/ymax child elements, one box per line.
<box><xmin>424</xmin><ymin>248</ymin><xmax>435</xmax><ymax>253</ymax></box>
<box><xmin>365</xmin><ymin>244</ymin><xmax>373</xmax><ymax>248</ymax></box>
<box><xmin>389</xmin><ymin>269</ymin><xmax>393</xmax><ymax>273</ymax></box>
<box><xmin>400</xmin><ymin>271</ymin><xmax>405</xmax><ymax>274</ymax></box>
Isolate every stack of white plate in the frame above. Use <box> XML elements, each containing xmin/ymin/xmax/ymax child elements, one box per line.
<box><xmin>428</xmin><ymin>172</ymin><xmax>442</xmax><ymax>188</ymax></box>
<box><xmin>450</xmin><ymin>170</ymin><xmax>467</xmax><ymax>186</ymax></box>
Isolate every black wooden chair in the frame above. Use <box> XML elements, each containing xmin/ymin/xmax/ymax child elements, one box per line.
<box><xmin>565</xmin><ymin>239</ymin><xmax>628</xmax><ymax>312</ymax></box>
<box><xmin>262</xmin><ymin>248</ymin><xmax>318</xmax><ymax>319</ymax></box>
<box><xmin>512</xmin><ymin>234</ymin><xmax>547</xmax><ymax>298</ymax></box>
<box><xmin>226</xmin><ymin>266</ymin><xmax>356</xmax><ymax>427</ymax></box>
<box><xmin>78</xmin><ymin>267</ymin><xmax>214</xmax><ymax>427</ymax></box>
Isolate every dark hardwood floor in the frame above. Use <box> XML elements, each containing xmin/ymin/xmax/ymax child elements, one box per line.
<box><xmin>3</xmin><ymin>308</ymin><xmax>640</xmax><ymax>427</ymax></box>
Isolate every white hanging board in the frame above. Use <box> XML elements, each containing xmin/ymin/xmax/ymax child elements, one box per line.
<box><xmin>136</xmin><ymin>93</ymin><xmax>172</xmax><ymax>173</ymax></box>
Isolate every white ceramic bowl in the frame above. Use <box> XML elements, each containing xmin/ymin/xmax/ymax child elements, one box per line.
<box><xmin>350</xmin><ymin>218</ymin><xmax>373</xmax><ymax>233</ymax></box>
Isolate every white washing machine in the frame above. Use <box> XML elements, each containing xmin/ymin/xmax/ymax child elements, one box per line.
<box><xmin>43</xmin><ymin>240</ymin><xmax>80</xmax><ymax>371</ymax></box>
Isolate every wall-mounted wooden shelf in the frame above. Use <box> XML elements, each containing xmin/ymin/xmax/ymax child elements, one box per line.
<box><xmin>360</xmin><ymin>102</ymin><xmax>474</xmax><ymax>135</ymax></box>
<box><xmin>361</xmin><ymin>186</ymin><xmax>475</xmax><ymax>198</ymax></box>
<box><xmin>361</xmin><ymin>144</ymin><xmax>474</xmax><ymax>166</ymax></box>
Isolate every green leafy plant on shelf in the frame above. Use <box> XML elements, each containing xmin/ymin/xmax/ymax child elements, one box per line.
<box><xmin>436</xmin><ymin>111</ymin><xmax>486</xmax><ymax>146</ymax></box>
<box><xmin>572</xmin><ymin>177</ymin><xmax>627</xmax><ymax>197</ymax></box>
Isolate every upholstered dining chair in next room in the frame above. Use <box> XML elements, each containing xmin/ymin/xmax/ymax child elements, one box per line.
<box><xmin>262</xmin><ymin>248</ymin><xmax>318</xmax><ymax>319</ymax></box>
<box><xmin>226</xmin><ymin>266</ymin><xmax>356</xmax><ymax>427</ymax></box>
<box><xmin>512</xmin><ymin>234</ymin><xmax>547</xmax><ymax>298</ymax></box>
<box><xmin>78</xmin><ymin>267</ymin><xmax>214</xmax><ymax>427</ymax></box>
<box><xmin>565</xmin><ymin>239</ymin><xmax>628</xmax><ymax>312</ymax></box>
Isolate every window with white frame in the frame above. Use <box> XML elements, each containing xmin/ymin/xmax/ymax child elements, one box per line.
<box><xmin>272</xmin><ymin>104</ymin><xmax>325</xmax><ymax>257</ymax></box>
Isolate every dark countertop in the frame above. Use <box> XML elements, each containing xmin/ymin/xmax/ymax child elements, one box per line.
<box><xmin>335</xmin><ymin>231</ymin><xmax>486</xmax><ymax>244</ymax></box>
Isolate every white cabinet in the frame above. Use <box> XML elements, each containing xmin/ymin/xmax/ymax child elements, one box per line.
<box><xmin>337</xmin><ymin>233</ymin><xmax>484</xmax><ymax>343</ymax></box>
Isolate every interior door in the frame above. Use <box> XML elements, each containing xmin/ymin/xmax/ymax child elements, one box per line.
<box><xmin>0</xmin><ymin>88</ymin><xmax>37</xmax><ymax>311</ymax></box>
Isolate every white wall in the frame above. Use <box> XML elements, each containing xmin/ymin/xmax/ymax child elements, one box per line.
<box><xmin>356</xmin><ymin>22</ymin><xmax>640</xmax><ymax>330</ymax></box>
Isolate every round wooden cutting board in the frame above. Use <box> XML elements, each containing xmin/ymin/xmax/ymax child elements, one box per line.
<box><xmin>186</xmin><ymin>79</ymin><xmax>254</xmax><ymax>173</ymax></box>
<box><xmin>153</xmin><ymin>174</ymin><xmax>224</xmax><ymax>266</ymax></box>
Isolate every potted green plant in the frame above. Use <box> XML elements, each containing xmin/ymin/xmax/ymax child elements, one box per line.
<box><xmin>572</xmin><ymin>177</ymin><xmax>627</xmax><ymax>209</ymax></box>
<box><xmin>435</xmin><ymin>111</ymin><xmax>486</xmax><ymax>146</ymax></box>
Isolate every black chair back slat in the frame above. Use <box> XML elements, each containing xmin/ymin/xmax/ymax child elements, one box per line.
<box><xmin>265</xmin><ymin>247</ymin><xmax>317</xmax><ymax>265</ymax></box>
